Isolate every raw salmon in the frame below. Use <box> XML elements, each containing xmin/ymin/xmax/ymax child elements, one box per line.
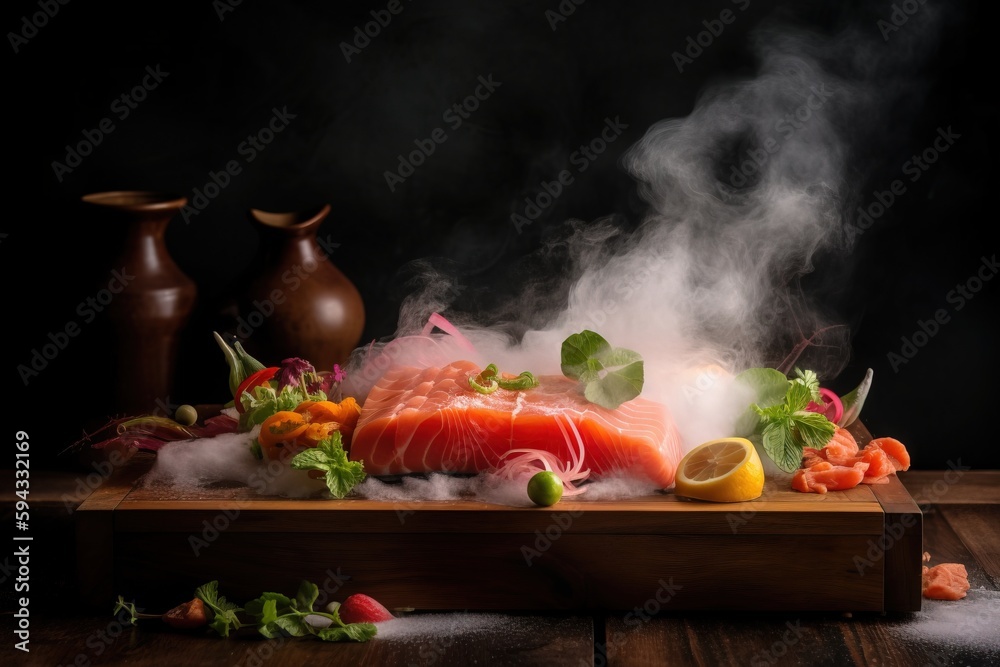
<box><xmin>922</xmin><ymin>562</ymin><xmax>971</xmax><ymax>600</ymax></box>
<box><xmin>791</xmin><ymin>460</ymin><xmax>869</xmax><ymax>493</ymax></box>
<box><xmin>794</xmin><ymin>429</ymin><xmax>911</xmax><ymax>492</ymax></box>
<box><xmin>349</xmin><ymin>360</ymin><xmax>685</xmax><ymax>487</ymax></box>
<box><xmin>867</xmin><ymin>437</ymin><xmax>911</xmax><ymax>472</ymax></box>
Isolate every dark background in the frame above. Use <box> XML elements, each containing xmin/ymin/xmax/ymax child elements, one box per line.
<box><xmin>5</xmin><ymin>0</ymin><xmax>997</xmax><ymax>471</ymax></box>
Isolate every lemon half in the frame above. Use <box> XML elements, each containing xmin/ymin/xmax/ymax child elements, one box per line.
<box><xmin>674</xmin><ymin>437</ymin><xmax>764</xmax><ymax>502</ymax></box>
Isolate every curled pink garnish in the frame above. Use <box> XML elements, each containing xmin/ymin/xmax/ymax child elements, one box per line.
<box><xmin>421</xmin><ymin>312</ymin><xmax>477</xmax><ymax>352</ymax></box>
<box><xmin>490</xmin><ymin>415</ymin><xmax>591</xmax><ymax>496</ymax></box>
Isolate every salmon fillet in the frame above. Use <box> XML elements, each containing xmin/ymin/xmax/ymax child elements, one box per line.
<box><xmin>349</xmin><ymin>360</ymin><xmax>684</xmax><ymax>487</ymax></box>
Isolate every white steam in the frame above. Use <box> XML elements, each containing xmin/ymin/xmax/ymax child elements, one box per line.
<box><xmin>353</xmin><ymin>26</ymin><xmax>859</xmax><ymax>451</ymax></box>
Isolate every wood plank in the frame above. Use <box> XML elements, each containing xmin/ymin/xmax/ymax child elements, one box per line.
<box><xmin>921</xmin><ymin>507</ymin><xmax>998</xmax><ymax>591</ymax></box>
<box><xmin>26</xmin><ymin>611</ymin><xmax>593</xmax><ymax>667</ymax></box>
<box><xmin>74</xmin><ymin>453</ymin><xmax>152</xmax><ymax>611</ymax></box>
<box><xmin>868</xmin><ymin>475</ymin><xmax>923</xmax><ymax>612</ymax></box>
<box><xmin>110</xmin><ymin>500</ymin><xmax>883</xmax><ymax>536</ymax></box>
<box><xmin>110</xmin><ymin>532</ymin><xmax>884</xmax><ymax>613</ymax></box>
<box><xmin>939</xmin><ymin>505</ymin><xmax>1000</xmax><ymax>586</ymax></box>
<box><xmin>902</xmin><ymin>470</ymin><xmax>1000</xmax><ymax>504</ymax></box>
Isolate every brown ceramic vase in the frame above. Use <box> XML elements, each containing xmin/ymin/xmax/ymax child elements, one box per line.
<box><xmin>239</xmin><ymin>204</ymin><xmax>365</xmax><ymax>370</ymax></box>
<box><xmin>81</xmin><ymin>191</ymin><xmax>197</xmax><ymax>415</ymax></box>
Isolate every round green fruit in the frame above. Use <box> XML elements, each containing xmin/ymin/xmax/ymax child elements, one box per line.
<box><xmin>527</xmin><ymin>471</ymin><xmax>564</xmax><ymax>507</ymax></box>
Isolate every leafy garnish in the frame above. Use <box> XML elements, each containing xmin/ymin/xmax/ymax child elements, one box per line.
<box><xmin>240</xmin><ymin>382</ymin><xmax>327</xmax><ymax>430</ymax></box>
<box><xmin>244</xmin><ymin>580</ymin><xmax>376</xmax><ymax>643</ymax></box>
<box><xmin>289</xmin><ymin>432</ymin><xmax>367</xmax><ymax>499</ymax></box>
<box><xmin>113</xmin><ymin>596</ymin><xmax>141</xmax><ymax>625</ymax></box>
<box><xmin>745</xmin><ymin>368</ymin><xmax>837</xmax><ymax>472</ymax></box>
<box><xmin>792</xmin><ymin>367</ymin><xmax>821</xmax><ymax>403</ymax></box>
<box><xmin>560</xmin><ymin>330</ymin><xmax>644</xmax><ymax>410</ymax></box>
<box><xmin>195</xmin><ymin>580</ymin><xmax>244</xmax><ymax>637</ymax></box>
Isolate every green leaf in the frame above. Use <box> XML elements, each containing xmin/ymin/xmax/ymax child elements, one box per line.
<box><xmin>784</xmin><ymin>380</ymin><xmax>813</xmax><ymax>414</ymax></box>
<box><xmin>270</xmin><ymin>615</ymin><xmax>311</xmax><ymax>637</ymax></box>
<box><xmin>113</xmin><ymin>596</ymin><xmax>139</xmax><ymax>625</ymax></box>
<box><xmin>792</xmin><ymin>367</ymin><xmax>821</xmax><ymax>402</ymax></box>
<box><xmin>734</xmin><ymin>367</ymin><xmax>790</xmax><ymax>436</ymax></box>
<box><xmin>560</xmin><ymin>330</ymin><xmax>611</xmax><ymax>379</ymax></box>
<box><xmin>244</xmin><ymin>592</ymin><xmax>292</xmax><ymax>618</ymax></box>
<box><xmin>290</xmin><ymin>432</ymin><xmax>367</xmax><ymax>499</ymax></box>
<box><xmin>295</xmin><ymin>580</ymin><xmax>319</xmax><ymax>613</ymax></box>
<box><xmin>735</xmin><ymin>367</ymin><xmax>790</xmax><ymax>408</ymax></box>
<box><xmin>790</xmin><ymin>411</ymin><xmax>836</xmax><ymax>449</ymax></box>
<box><xmin>761</xmin><ymin>419</ymin><xmax>801</xmax><ymax>473</ymax></box>
<box><xmin>560</xmin><ymin>331</ymin><xmax>645</xmax><ymax>409</ymax></box>
<box><xmin>316</xmin><ymin>623</ymin><xmax>378</xmax><ymax>642</ymax></box>
<box><xmin>582</xmin><ymin>360</ymin><xmax>644</xmax><ymax>410</ymax></box>
<box><xmin>194</xmin><ymin>580</ymin><xmax>243</xmax><ymax>637</ymax></box>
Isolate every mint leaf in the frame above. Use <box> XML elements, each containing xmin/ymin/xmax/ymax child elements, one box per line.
<box><xmin>790</xmin><ymin>411</ymin><xmax>836</xmax><ymax>449</ymax></box>
<box><xmin>784</xmin><ymin>380</ymin><xmax>813</xmax><ymax>413</ymax></box>
<box><xmin>761</xmin><ymin>419</ymin><xmax>801</xmax><ymax>473</ymax></box>
<box><xmin>792</xmin><ymin>367</ymin><xmax>821</xmax><ymax>402</ymax></box>
<box><xmin>245</xmin><ymin>580</ymin><xmax>377</xmax><ymax>643</ymax></box>
<box><xmin>194</xmin><ymin>580</ymin><xmax>243</xmax><ymax>637</ymax></box>
<box><xmin>244</xmin><ymin>592</ymin><xmax>292</xmax><ymax>618</ymax></box>
<box><xmin>295</xmin><ymin>580</ymin><xmax>319</xmax><ymax>613</ymax></box>
<box><xmin>560</xmin><ymin>330</ymin><xmax>644</xmax><ymax>409</ymax></box>
<box><xmin>290</xmin><ymin>432</ymin><xmax>367</xmax><ymax>499</ymax></box>
<box><xmin>317</xmin><ymin>623</ymin><xmax>378</xmax><ymax>642</ymax></box>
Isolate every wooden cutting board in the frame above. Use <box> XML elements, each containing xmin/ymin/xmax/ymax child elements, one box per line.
<box><xmin>75</xmin><ymin>422</ymin><xmax>922</xmax><ymax>613</ymax></box>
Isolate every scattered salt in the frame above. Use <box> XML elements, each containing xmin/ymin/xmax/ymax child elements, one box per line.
<box><xmin>889</xmin><ymin>589</ymin><xmax>1000</xmax><ymax>658</ymax></box>
<box><xmin>373</xmin><ymin>612</ymin><xmax>524</xmax><ymax>642</ymax></box>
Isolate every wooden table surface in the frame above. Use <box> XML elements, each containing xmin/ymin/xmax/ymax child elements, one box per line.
<box><xmin>3</xmin><ymin>470</ymin><xmax>998</xmax><ymax>666</ymax></box>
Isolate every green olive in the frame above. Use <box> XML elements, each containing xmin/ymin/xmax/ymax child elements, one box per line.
<box><xmin>174</xmin><ymin>404</ymin><xmax>198</xmax><ymax>426</ymax></box>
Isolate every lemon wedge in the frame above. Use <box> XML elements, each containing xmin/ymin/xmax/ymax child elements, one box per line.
<box><xmin>674</xmin><ymin>437</ymin><xmax>764</xmax><ymax>502</ymax></box>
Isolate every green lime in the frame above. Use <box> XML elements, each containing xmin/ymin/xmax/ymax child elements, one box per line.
<box><xmin>174</xmin><ymin>404</ymin><xmax>198</xmax><ymax>426</ymax></box>
<box><xmin>527</xmin><ymin>471</ymin><xmax>564</xmax><ymax>507</ymax></box>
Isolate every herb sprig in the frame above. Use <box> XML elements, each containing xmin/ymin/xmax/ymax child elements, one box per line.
<box><xmin>736</xmin><ymin>367</ymin><xmax>836</xmax><ymax>472</ymax></box>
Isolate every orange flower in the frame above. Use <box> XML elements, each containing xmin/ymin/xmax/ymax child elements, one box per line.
<box><xmin>257</xmin><ymin>398</ymin><xmax>362</xmax><ymax>462</ymax></box>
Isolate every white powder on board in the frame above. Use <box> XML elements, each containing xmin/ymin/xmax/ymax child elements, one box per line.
<box><xmin>373</xmin><ymin>612</ymin><xmax>525</xmax><ymax>641</ymax></box>
<box><xmin>890</xmin><ymin>589</ymin><xmax>1000</xmax><ymax>657</ymax></box>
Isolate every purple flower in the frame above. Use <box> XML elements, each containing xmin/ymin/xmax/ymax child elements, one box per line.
<box><xmin>333</xmin><ymin>364</ymin><xmax>347</xmax><ymax>383</ymax></box>
<box><xmin>278</xmin><ymin>357</ymin><xmax>315</xmax><ymax>389</ymax></box>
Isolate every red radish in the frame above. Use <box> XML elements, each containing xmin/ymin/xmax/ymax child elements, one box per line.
<box><xmin>806</xmin><ymin>388</ymin><xmax>843</xmax><ymax>424</ymax></box>
<box><xmin>338</xmin><ymin>594</ymin><xmax>395</xmax><ymax>624</ymax></box>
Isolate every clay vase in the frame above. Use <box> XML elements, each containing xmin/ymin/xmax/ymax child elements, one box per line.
<box><xmin>240</xmin><ymin>204</ymin><xmax>365</xmax><ymax>370</ymax></box>
<box><xmin>81</xmin><ymin>191</ymin><xmax>198</xmax><ymax>415</ymax></box>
